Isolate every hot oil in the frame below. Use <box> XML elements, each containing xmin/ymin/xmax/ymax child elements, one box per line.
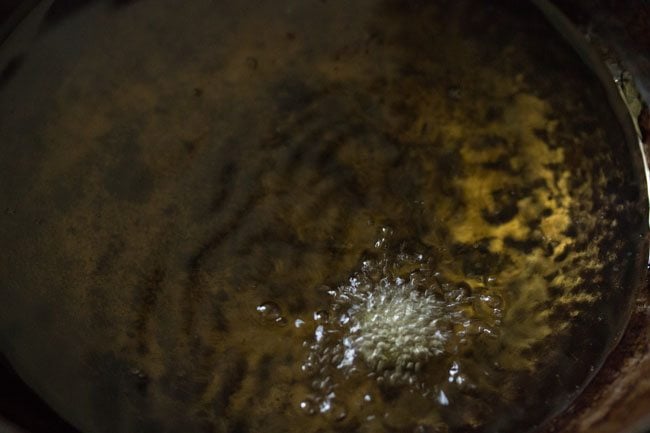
<box><xmin>235</xmin><ymin>3</ymin><xmax>645</xmax><ymax>432</ymax></box>
<box><xmin>0</xmin><ymin>1</ymin><xmax>645</xmax><ymax>433</ymax></box>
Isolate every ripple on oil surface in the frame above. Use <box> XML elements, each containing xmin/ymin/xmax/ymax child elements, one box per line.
<box><xmin>0</xmin><ymin>1</ymin><xmax>645</xmax><ymax>433</ymax></box>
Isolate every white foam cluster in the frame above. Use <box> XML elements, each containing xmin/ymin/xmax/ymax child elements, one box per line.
<box><xmin>344</xmin><ymin>279</ymin><xmax>450</xmax><ymax>385</ymax></box>
<box><xmin>302</xmin><ymin>248</ymin><xmax>475</xmax><ymax>395</ymax></box>
<box><xmin>297</xmin><ymin>229</ymin><xmax>506</xmax><ymax>418</ymax></box>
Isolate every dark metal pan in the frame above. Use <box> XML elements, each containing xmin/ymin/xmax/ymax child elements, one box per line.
<box><xmin>0</xmin><ymin>1</ymin><xmax>648</xmax><ymax>433</ymax></box>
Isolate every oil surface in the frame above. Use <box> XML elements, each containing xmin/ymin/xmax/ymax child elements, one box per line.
<box><xmin>0</xmin><ymin>1</ymin><xmax>646</xmax><ymax>433</ymax></box>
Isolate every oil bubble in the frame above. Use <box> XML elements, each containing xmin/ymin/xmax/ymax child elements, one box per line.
<box><xmin>328</xmin><ymin>402</ymin><xmax>347</xmax><ymax>421</ymax></box>
<box><xmin>256</xmin><ymin>301</ymin><xmax>285</xmax><ymax>324</ymax></box>
<box><xmin>477</xmin><ymin>293</ymin><xmax>503</xmax><ymax>309</ymax></box>
<box><xmin>299</xmin><ymin>398</ymin><xmax>318</xmax><ymax>415</ymax></box>
<box><xmin>313</xmin><ymin>310</ymin><xmax>329</xmax><ymax>323</ymax></box>
<box><xmin>300</xmin><ymin>360</ymin><xmax>318</xmax><ymax>376</ymax></box>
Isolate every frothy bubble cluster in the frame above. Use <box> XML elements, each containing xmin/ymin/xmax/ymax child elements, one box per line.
<box><xmin>338</xmin><ymin>274</ymin><xmax>457</xmax><ymax>386</ymax></box>
<box><xmin>296</xmin><ymin>235</ymin><xmax>508</xmax><ymax>422</ymax></box>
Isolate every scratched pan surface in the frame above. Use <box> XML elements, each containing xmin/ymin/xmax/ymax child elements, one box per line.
<box><xmin>0</xmin><ymin>1</ymin><xmax>647</xmax><ymax>433</ymax></box>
